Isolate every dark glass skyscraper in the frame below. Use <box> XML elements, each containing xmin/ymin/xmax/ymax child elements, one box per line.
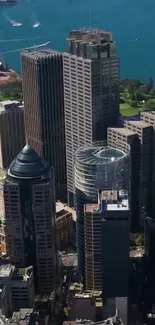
<box><xmin>21</xmin><ymin>49</ymin><xmax>66</xmax><ymax>200</ymax></box>
<box><xmin>4</xmin><ymin>144</ymin><xmax>57</xmax><ymax>295</ymax></box>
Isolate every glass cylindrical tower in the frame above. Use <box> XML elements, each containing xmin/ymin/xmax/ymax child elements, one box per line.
<box><xmin>74</xmin><ymin>143</ymin><xmax>130</xmax><ymax>277</ymax></box>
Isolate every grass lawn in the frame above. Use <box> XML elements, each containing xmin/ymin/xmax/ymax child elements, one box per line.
<box><xmin>120</xmin><ymin>103</ymin><xmax>140</xmax><ymax>117</ymax></box>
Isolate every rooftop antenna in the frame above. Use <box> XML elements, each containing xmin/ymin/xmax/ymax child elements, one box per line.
<box><xmin>89</xmin><ymin>8</ymin><xmax>92</xmax><ymax>29</ymax></box>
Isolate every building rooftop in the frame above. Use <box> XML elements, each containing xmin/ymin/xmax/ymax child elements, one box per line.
<box><xmin>56</xmin><ymin>201</ymin><xmax>76</xmax><ymax>220</ymax></box>
<box><xmin>69</xmin><ymin>282</ymin><xmax>83</xmax><ymax>292</ymax></box>
<box><xmin>75</xmin><ymin>291</ymin><xmax>102</xmax><ymax>299</ymax></box>
<box><xmin>0</xmin><ymin>100</ymin><xmax>21</xmax><ymax>113</ymax></box>
<box><xmin>56</xmin><ymin>202</ymin><xmax>67</xmax><ymax>214</ymax></box>
<box><xmin>63</xmin><ymin>314</ymin><xmax>123</xmax><ymax>325</ymax></box>
<box><xmin>141</xmin><ymin>110</ymin><xmax>155</xmax><ymax>117</ymax></box>
<box><xmin>84</xmin><ymin>204</ymin><xmax>99</xmax><ymax>213</ymax></box>
<box><xmin>68</xmin><ymin>28</ymin><xmax>113</xmax><ymax>44</ymax></box>
<box><xmin>130</xmin><ymin>247</ymin><xmax>144</xmax><ymax>258</ymax></box>
<box><xmin>11</xmin><ymin>309</ymin><xmax>34</xmax><ymax>325</ymax></box>
<box><xmin>7</xmin><ymin>144</ymin><xmax>50</xmax><ymax>179</ymax></box>
<box><xmin>108</xmin><ymin>127</ymin><xmax>136</xmax><ymax>136</ymax></box>
<box><xmin>125</xmin><ymin>120</ymin><xmax>151</xmax><ymax>128</ymax></box>
<box><xmin>0</xmin><ymin>264</ymin><xmax>14</xmax><ymax>277</ymax></box>
<box><xmin>0</xmin><ymin>264</ymin><xmax>32</xmax><ymax>281</ymax></box>
<box><xmin>75</xmin><ymin>145</ymin><xmax>127</xmax><ymax>166</ymax></box>
<box><xmin>85</xmin><ymin>190</ymin><xmax>129</xmax><ymax>214</ymax></box>
<box><xmin>22</xmin><ymin>48</ymin><xmax>61</xmax><ymax>59</ymax></box>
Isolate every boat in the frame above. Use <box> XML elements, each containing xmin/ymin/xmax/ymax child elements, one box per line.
<box><xmin>0</xmin><ymin>0</ymin><xmax>17</xmax><ymax>5</ymax></box>
<box><xmin>33</xmin><ymin>22</ymin><xmax>40</xmax><ymax>28</ymax></box>
<box><xmin>12</xmin><ymin>22</ymin><xmax>22</xmax><ymax>27</ymax></box>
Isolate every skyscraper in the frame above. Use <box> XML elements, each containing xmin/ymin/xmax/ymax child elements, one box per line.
<box><xmin>21</xmin><ymin>49</ymin><xmax>66</xmax><ymax>200</ymax></box>
<box><xmin>63</xmin><ymin>29</ymin><xmax>120</xmax><ymax>206</ymax></box>
<box><xmin>74</xmin><ymin>144</ymin><xmax>130</xmax><ymax>282</ymax></box>
<box><xmin>107</xmin><ymin>127</ymin><xmax>141</xmax><ymax>231</ymax></box>
<box><xmin>124</xmin><ymin>121</ymin><xmax>153</xmax><ymax>225</ymax></box>
<box><xmin>75</xmin><ymin>144</ymin><xmax>130</xmax><ymax>325</ymax></box>
<box><xmin>108</xmin><ymin>120</ymin><xmax>153</xmax><ymax>229</ymax></box>
<box><xmin>140</xmin><ymin>111</ymin><xmax>155</xmax><ymax>218</ymax></box>
<box><xmin>0</xmin><ymin>100</ymin><xmax>25</xmax><ymax>169</ymax></box>
<box><xmin>4</xmin><ymin>144</ymin><xmax>57</xmax><ymax>295</ymax></box>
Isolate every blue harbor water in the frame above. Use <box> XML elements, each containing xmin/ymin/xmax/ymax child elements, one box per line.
<box><xmin>0</xmin><ymin>0</ymin><xmax>154</xmax><ymax>81</ymax></box>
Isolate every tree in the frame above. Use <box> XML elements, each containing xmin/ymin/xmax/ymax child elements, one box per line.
<box><xmin>120</xmin><ymin>79</ymin><xmax>142</xmax><ymax>91</ymax></box>
<box><xmin>149</xmin><ymin>88</ymin><xmax>155</xmax><ymax>97</ymax></box>
<box><xmin>135</xmin><ymin>234</ymin><xmax>144</xmax><ymax>246</ymax></box>
<box><xmin>146</xmin><ymin>99</ymin><xmax>155</xmax><ymax>111</ymax></box>
<box><xmin>138</xmin><ymin>84</ymin><xmax>149</xmax><ymax>95</ymax></box>
<box><xmin>147</xmin><ymin>77</ymin><xmax>153</xmax><ymax>92</ymax></box>
<box><xmin>128</xmin><ymin>84</ymin><xmax>135</xmax><ymax>101</ymax></box>
<box><xmin>0</xmin><ymin>80</ymin><xmax>23</xmax><ymax>102</ymax></box>
<box><xmin>131</xmin><ymin>101</ymin><xmax>138</xmax><ymax>107</ymax></box>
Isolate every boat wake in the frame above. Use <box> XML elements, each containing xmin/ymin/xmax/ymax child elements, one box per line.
<box><xmin>129</xmin><ymin>38</ymin><xmax>140</xmax><ymax>42</ymax></box>
<box><xmin>4</xmin><ymin>14</ymin><xmax>23</xmax><ymax>27</ymax></box>
<box><xmin>2</xmin><ymin>41</ymin><xmax>51</xmax><ymax>54</ymax></box>
<box><xmin>0</xmin><ymin>36</ymin><xmax>49</xmax><ymax>43</ymax></box>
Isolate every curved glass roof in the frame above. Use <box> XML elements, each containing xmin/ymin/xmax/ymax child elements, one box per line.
<box><xmin>8</xmin><ymin>144</ymin><xmax>50</xmax><ymax>179</ymax></box>
<box><xmin>75</xmin><ymin>146</ymin><xmax>126</xmax><ymax>165</ymax></box>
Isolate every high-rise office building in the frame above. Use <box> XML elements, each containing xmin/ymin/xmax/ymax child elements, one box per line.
<box><xmin>108</xmin><ymin>121</ymin><xmax>153</xmax><ymax>230</ymax></box>
<box><xmin>140</xmin><ymin>111</ymin><xmax>155</xmax><ymax>217</ymax></box>
<box><xmin>84</xmin><ymin>191</ymin><xmax>130</xmax><ymax>325</ymax></box>
<box><xmin>0</xmin><ymin>100</ymin><xmax>25</xmax><ymax>169</ymax></box>
<box><xmin>63</xmin><ymin>29</ymin><xmax>120</xmax><ymax>206</ymax></box>
<box><xmin>107</xmin><ymin>127</ymin><xmax>141</xmax><ymax>231</ymax></box>
<box><xmin>124</xmin><ymin>121</ymin><xmax>153</xmax><ymax>224</ymax></box>
<box><xmin>75</xmin><ymin>144</ymin><xmax>129</xmax><ymax>281</ymax></box>
<box><xmin>4</xmin><ymin>144</ymin><xmax>57</xmax><ymax>295</ymax></box>
<box><xmin>0</xmin><ymin>169</ymin><xmax>7</xmax><ymax>255</ymax></box>
<box><xmin>21</xmin><ymin>49</ymin><xmax>66</xmax><ymax>200</ymax></box>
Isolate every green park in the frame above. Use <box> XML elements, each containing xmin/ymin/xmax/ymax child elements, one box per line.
<box><xmin>120</xmin><ymin>77</ymin><xmax>155</xmax><ymax>116</ymax></box>
<box><xmin>0</xmin><ymin>77</ymin><xmax>155</xmax><ymax>118</ymax></box>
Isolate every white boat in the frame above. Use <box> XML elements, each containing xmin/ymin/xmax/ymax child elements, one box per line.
<box><xmin>33</xmin><ymin>22</ymin><xmax>40</xmax><ymax>28</ymax></box>
<box><xmin>12</xmin><ymin>22</ymin><xmax>22</xmax><ymax>26</ymax></box>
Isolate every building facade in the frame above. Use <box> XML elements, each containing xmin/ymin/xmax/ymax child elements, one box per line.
<box><xmin>56</xmin><ymin>202</ymin><xmax>74</xmax><ymax>250</ymax></box>
<box><xmin>63</xmin><ymin>29</ymin><xmax>120</xmax><ymax>206</ymax></box>
<box><xmin>107</xmin><ymin>127</ymin><xmax>141</xmax><ymax>231</ymax></box>
<box><xmin>108</xmin><ymin>120</ymin><xmax>153</xmax><ymax>229</ymax></box>
<box><xmin>0</xmin><ymin>169</ymin><xmax>7</xmax><ymax>255</ymax></box>
<box><xmin>124</xmin><ymin>121</ymin><xmax>153</xmax><ymax>225</ymax></box>
<box><xmin>0</xmin><ymin>100</ymin><xmax>25</xmax><ymax>169</ymax></box>
<box><xmin>74</xmin><ymin>144</ymin><xmax>130</xmax><ymax>281</ymax></box>
<box><xmin>0</xmin><ymin>264</ymin><xmax>34</xmax><ymax>317</ymax></box>
<box><xmin>21</xmin><ymin>49</ymin><xmax>66</xmax><ymax>200</ymax></box>
<box><xmin>4</xmin><ymin>144</ymin><xmax>57</xmax><ymax>295</ymax></box>
<box><xmin>140</xmin><ymin>111</ymin><xmax>155</xmax><ymax>218</ymax></box>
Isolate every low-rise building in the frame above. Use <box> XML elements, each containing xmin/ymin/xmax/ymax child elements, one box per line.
<box><xmin>63</xmin><ymin>308</ymin><xmax>123</xmax><ymax>325</ymax></box>
<box><xmin>0</xmin><ymin>308</ymin><xmax>50</xmax><ymax>325</ymax></box>
<box><xmin>56</xmin><ymin>202</ymin><xmax>74</xmax><ymax>250</ymax></box>
<box><xmin>0</xmin><ymin>264</ymin><xmax>34</xmax><ymax>317</ymax></box>
<box><xmin>67</xmin><ymin>289</ymin><xmax>102</xmax><ymax>322</ymax></box>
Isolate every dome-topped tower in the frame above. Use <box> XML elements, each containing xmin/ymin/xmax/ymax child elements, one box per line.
<box><xmin>7</xmin><ymin>144</ymin><xmax>50</xmax><ymax>179</ymax></box>
<box><xmin>4</xmin><ymin>144</ymin><xmax>57</xmax><ymax>295</ymax></box>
